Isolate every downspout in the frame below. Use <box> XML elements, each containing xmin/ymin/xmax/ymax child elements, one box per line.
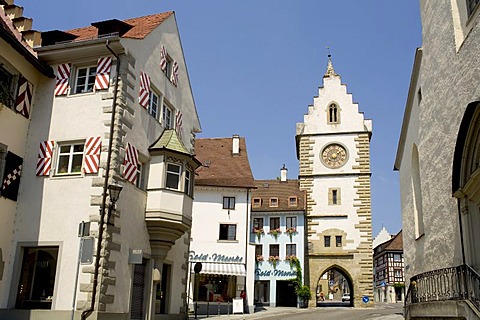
<box><xmin>81</xmin><ymin>40</ymin><xmax>120</xmax><ymax>320</ymax></box>
<box><xmin>244</xmin><ymin>188</ymin><xmax>251</xmax><ymax>312</ymax></box>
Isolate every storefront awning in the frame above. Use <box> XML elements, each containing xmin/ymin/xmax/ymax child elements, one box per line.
<box><xmin>198</xmin><ymin>263</ymin><xmax>246</xmax><ymax>276</ymax></box>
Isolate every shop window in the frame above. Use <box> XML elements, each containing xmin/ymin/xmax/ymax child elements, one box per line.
<box><xmin>166</xmin><ymin>163</ymin><xmax>181</xmax><ymax>190</ymax></box>
<box><xmin>56</xmin><ymin>142</ymin><xmax>84</xmax><ymax>175</ymax></box>
<box><xmin>270</xmin><ymin>217</ymin><xmax>280</xmax><ymax>230</ymax></box>
<box><xmin>74</xmin><ymin>66</ymin><xmax>96</xmax><ymax>94</ymax></box>
<box><xmin>196</xmin><ymin>274</ymin><xmax>236</xmax><ymax>302</ymax></box>
<box><xmin>223</xmin><ymin>196</ymin><xmax>235</xmax><ymax>210</ymax></box>
<box><xmin>15</xmin><ymin>246</ymin><xmax>59</xmax><ymax>309</ymax></box>
<box><xmin>324</xmin><ymin>236</ymin><xmax>331</xmax><ymax>247</ymax></box>
<box><xmin>219</xmin><ymin>224</ymin><xmax>236</xmax><ymax>241</ymax></box>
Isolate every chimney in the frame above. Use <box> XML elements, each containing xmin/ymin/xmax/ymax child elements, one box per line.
<box><xmin>280</xmin><ymin>164</ymin><xmax>287</xmax><ymax>182</ymax></box>
<box><xmin>232</xmin><ymin>134</ymin><xmax>240</xmax><ymax>155</ymax></box>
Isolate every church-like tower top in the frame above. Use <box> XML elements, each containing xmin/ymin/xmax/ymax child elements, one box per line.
<box><xmin>323</xmin><ymin>54</ymin><xmax>339</xmax><ymax>78</ymax></box>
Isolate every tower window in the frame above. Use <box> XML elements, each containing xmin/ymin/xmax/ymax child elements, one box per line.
<box><xmin>328</xmin><ymin>188</ymin><xmax>341</xmax><ymax>205</ymax></box>
<box><xmin>328</xmin><ymin>103</ymin><xmax>340</xmax><ymax>124</ymax></box>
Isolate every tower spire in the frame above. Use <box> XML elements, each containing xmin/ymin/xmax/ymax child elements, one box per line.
<box><xmin>324</xmin><ymin>47</ymin><xmax>338</xmax><ymax>78</ymax></box>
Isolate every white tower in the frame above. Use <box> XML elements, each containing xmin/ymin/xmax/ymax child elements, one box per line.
<box><xmin>296</xmin><ymin>55</ymin><xmax>373</xmax><ymax>306</ymax></box>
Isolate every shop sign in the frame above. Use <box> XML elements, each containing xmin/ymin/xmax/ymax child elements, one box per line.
<box><xmin>255</xmin><ymin>268</ymin><xmax>297</xmax><ymax>278</ymax></box>
<box><xmin>189</xmin><ymin>250</ymin><xmax>243</xmax><ymax>263</ymax></box>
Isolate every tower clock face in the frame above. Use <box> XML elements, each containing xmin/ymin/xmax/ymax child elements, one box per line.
<box><xmin>321</xmin><ymin>143</ymin><xmax>348</xmax><ymax>168</ymax></box>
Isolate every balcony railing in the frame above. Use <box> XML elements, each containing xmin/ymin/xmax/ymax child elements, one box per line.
<box><xmin>405</xmin><ymin>264</ymin><xmax>480</xmax><ymax>312</ymax></box>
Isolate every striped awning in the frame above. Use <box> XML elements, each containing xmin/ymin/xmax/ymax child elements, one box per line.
<box><xmin>198</xmin><ymin>263</ymin><xmax>246</xmax><ymax>276</ymax></box>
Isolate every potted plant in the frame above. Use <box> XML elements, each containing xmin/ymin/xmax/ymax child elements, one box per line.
<box><xmin>296</xmin><ymin>285</ymin><xmax>312</xmax><ymax>308</ymax></box>
<box><xmin>253</xmin><ymin>227</ymin><xmax>264</xmax><ymax>241</ymax></box>
<box><xmin>285</xmin><ymin>227</ymin><xmax>297</xmax><ymax>241</ymax></box>
<box><xmin>268</xmin><ymin>255</ymin><xmax>280</xmax><ymax>268</ymax></box>
<box><xmin>268</xmin><ymin>227</ymin><xmax>281</xmax><ymax>241</ymax></box>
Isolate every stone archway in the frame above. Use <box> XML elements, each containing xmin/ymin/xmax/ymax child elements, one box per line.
<box><xmin>315</xmin><ymin>265</ymin><xmax>354</xmax><ymax>307</ymax></box>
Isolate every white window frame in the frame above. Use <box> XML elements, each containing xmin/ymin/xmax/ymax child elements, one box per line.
<box><xmin>223</xmin><ymin>196</ymin><xmax>235</xmax><ymax>210</ymax></box>
<box><xmin>269</xmin><ymin>198</ymin><xmax>278</xmax><ymax>207</ymax></box>
<box><xmin>147</xmin><ymin>90</ymin><xmax>161</xmax><ymax>120</ymax></box>
<box><xmin>184</xmin><ymin>168</ymin><xmax>193</xmax><ymax>196</ymax></box>
<box><xmin>162</xmin><ymin>101</ymin><xmax>174</xmax><ymax>129</ymax></box>
<box><xmin>286</xmin><ymin>216</ymin><xmax>297</xmax><ymax>229</ymax></box>
<box><xmin>165</xmin><ymin>162</ymin><xmax>181</xmax><ymax>190</ymax></box>
<box><xmin>219</xmin><ymin>223</ymin><xmax>237</xmax><ymax>241</ymax></box>
<box><xmin>286</xmin><ymin>244</ymin><xmax>296</xmax><ymax>256</ymax></box>
<box><xmin>56</xmin><ymin>141</ymin><xmax>85</xmax><ymax>175</ymax></box>
<box><xmin>74</xmin><ymin>65</ymin><xmax>97</xmax><ymax>94</ymax></box>
<box><xmin>135</xmin><ymin>162</ymin><xmax>146</xmax><ymax>190</ymax></box>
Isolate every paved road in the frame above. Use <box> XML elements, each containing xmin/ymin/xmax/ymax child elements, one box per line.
<box><xmin>190</xmin><ymin>302</ymin><xmax>404</xmax><ymax>320</ymax></box>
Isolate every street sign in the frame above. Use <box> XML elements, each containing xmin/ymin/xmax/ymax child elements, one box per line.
<box><xmin>362</xmin><ymin>296</ymin><xmax>370</xmax><ymax>303</ymax></box>
<box><xmin>329</xmin><ymin>280</ymin><xmax>334</xmax><ymax>286</ymax></box>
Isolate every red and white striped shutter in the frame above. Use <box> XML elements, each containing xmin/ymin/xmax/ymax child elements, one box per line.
<box><xmin>36</xmin><ymin>140</ymin><xmax>55</xmax><ymax>176</ymax></box>
<box><xmin>84</xmin><ymin>136</ymin><xmax>101</xmax><ymax>174</ymax></box>
<box><xmin>175</xmin><ymin>110</ymin><xmax>183</xmax><ymax>138</ymax></box>
<box><xmin>94</xmin><ymin>56</ymin><xmax>112</xmax><ymax>90</ymax></box>
<box><xmin>55</xmin><ymin>63</ymin><xmax>71</xmax><ymax>96</ymax></box>
<box><xmin>160</xmin><ymin>46</ymin><xmax>168</xmax><ymax>72</ymax></box>
<box><xmin>15</xmin><ymin>76</ymin><xmax>33</xmax><ymax>119</ymax></box>
<box><xmin>170</xmin><ymin>61</ymin><xmax>179</xmax><ymax>86</ymax></box>
<box><xmin>138</xmin><ymin>71</ymin><xmax>151</xmax><ymax>109</ymax></box>
<box><xmin>123</xmin><ymin>143</ymin><xmax>139</xmax><ymax>184</ymax></box>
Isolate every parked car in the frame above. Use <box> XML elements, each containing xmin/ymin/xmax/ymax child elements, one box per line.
<box><xmin>341</xmin><ymin>293</ymin><xmax>350</xmax><ymax>302</ymax></box>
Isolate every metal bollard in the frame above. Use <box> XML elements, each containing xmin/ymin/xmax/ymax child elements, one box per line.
<box><xmin>206</xmin><ymin>301</ymin><xmax>209</xmax><ymax>318</ymax></box>
<box><xmin>218</xmin><ymin>301</ymin><xmax>220</xmax><ymax>316</ymax></box>
<box><xmin>194</xmin><ymin>302</ymin><xmax>198</xmax><ymax>320</ymax></box>
<box><xmin>227</xmin><ymin>300</ymin><xmax>230</xmax><ymax>315</ymax></box>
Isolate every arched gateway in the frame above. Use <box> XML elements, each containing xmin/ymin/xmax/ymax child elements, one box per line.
<box><xmin>296</xmin><ymin>56</ymin><xmax>373</xmax><ymax>307</ymax></box>
<box><xmin>316</xmin><ymin>265</ymin><xmax>354</xmax><ymax>307</ymax></box>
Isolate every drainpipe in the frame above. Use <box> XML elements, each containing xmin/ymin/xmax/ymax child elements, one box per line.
<box><xmin>81</xmin><ymin>40</ymin><xmax>120</xmax><ymax>320</ymax></box>
<box><xmin>244</xmin><ymin>188</ymin><xmax>251</xmax><ymax>312</ymax></box>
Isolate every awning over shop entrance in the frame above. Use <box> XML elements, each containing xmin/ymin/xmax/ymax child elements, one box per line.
<box><xmin>198</xmin><ymin>263</ymin><xmax>246</xmax><ymax>276</ymax></box>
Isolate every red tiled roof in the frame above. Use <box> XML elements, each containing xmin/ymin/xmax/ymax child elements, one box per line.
<box><xmin>66</xmin><ymin>12</ymin><xmax>173</xmax><ymax>42</ymax></box>
<box><xmin>252</xmin><ymin>179</ymin><xmax>306</xmax><ymax>212</ymax></box>
<box><xmin>194</xmin><ymin>137</ymin><xmax>256</xmax><ymax>188</ymax></box>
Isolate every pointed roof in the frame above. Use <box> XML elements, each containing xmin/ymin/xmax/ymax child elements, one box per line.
<box><xmin>149</xmin><ymin>129</ymin><xmax>190</xmax><ymax>155</ymax></box>
<box><xmin>373</xmin><ymin>230</ymin><xmax>403</xmax><ymax>255</ymax></box>
<box><xmin>323</xmin><ymin>54</ymin><xmax>339</xmax><ymax>78</ymax></box>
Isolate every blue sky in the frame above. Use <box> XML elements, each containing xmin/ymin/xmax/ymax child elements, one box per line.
<box><xmin>17</xmin><ymin>1</ymin><xmax>422</xmax><ymax>237</ymax></box>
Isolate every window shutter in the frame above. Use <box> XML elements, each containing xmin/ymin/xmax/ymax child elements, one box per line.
<box><xmin>160</xmin><ymin>45</ymin><xmax>168</xmax><ymax>72</ymax></box>
<box><xmin>175</xmin><ymin>110</ymin><xmax>183</xmax><ymax>138</ymax></box>
<box><xmin>36</xmin><ymin>140</ymin><xmax>54</xmax><ymax>176</ymax></box>
<box><xmin>15</xmin><ymin>76</ymin><xmax>33</xmax><ymax>119</ymax></box>
<box><xmin>138</xmin><ymin>71</ymin><xmax>150</xmax><ymax>109</ymax></box>
<box><xmin>1</xmin><ymin>151</ymin><xmax>23</xmax><ymax>201</ymax></box>
<box><xmin>123</xmin><ymin>142</ymin><xmax>139</xmax><ymax>184</ymax></box>
<box><xmin>55</xmin><ymin>63</ymin><xmax>71</xmax><ymax>96</ymax></box>
<box><xmin>94</xmin><ymin>56</ymin><xmax>112</xmax><ymax>90</ymax></box>
<box><xmin>170</xmin><ymin>61</ymin><xmax>179</xmax><ymax>86</ymax></box>
<box><xmin>84</xmin><ymin>136</ymin><xmax>101</xmax><ymax>174</ymax></box>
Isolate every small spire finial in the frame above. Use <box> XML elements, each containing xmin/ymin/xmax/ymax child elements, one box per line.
<box><xmin>324</xmin><ymin>46</ymin><xmax>338</xmax><ymax>78</ymax></box>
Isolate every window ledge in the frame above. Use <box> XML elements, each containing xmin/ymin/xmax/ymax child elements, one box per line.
<box><xmin>217</xmin><ymin>240</ymin><xmax>239</xmax><ymax>244</ymax></box>
<box><xmin>51</xmin><ymin>174</ymin><xmax>84</xmax><ymax>180</ymax></box>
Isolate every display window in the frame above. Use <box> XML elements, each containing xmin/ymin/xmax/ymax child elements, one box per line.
<box><xmin>195</xmin><ymin>274</ymin><xmax>237</xmax><ymax>302</ymax></box>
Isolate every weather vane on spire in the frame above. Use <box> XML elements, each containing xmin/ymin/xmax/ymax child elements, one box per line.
<box><xmin>324</xmin><ymin>46</ymin><xmax>338</xmax><ymax>78</ymax></box>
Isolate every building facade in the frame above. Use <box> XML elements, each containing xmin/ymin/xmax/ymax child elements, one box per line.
<box><xmin>373</xmin><ymin>231</ymin><xmax>404</xmax><ymax>303</ymax></box>
<box><xmin>0</xmin><ymin>0</ymin><xmax>54</xmax><ymax>305</ymax></box>
<box><xmin>395</xmin><ymin>1</ymin><xmax>480</xmax><ymax>319</ymax></box>
<box><xmin>251</xmin><ymin>167</ymin><xmax>306</xmax><ymax>307</ymax></box>
<box><xmin>0</xmin><ymin>8</ymin><xmax>201</xmax><ymax>320</ymax></box>
<box><xmin>296</xmin><ymin>57</ymin><xmax>373</xmax><ymax>307</ymax></box>
<box><xmin>189</xmin><ymin>136</ymin><xmax>256</xmax><ymax>314</ymax></box>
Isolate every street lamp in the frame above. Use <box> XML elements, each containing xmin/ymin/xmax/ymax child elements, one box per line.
<box><xmin>107</xmin><ymin>184</ymin><xmax>123</xmax><ymax>225</ymax></box>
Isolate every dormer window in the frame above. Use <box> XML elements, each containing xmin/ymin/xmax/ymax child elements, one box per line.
<box><xmin>269</xmin><ymin>198</ymin><xmax>278</xmax><ymax>207</ymax></box>
<box><xmin>252</xmin><ymin>198</ymin><xmax>262</xmax><ymax>208</ymax></box>
<box><xmin>328</xmin><ymin>103</ymin><xmax>340</xmax><ymax>124</ymax></box>
<box><xmin>289</xmin><ymin>197</ymin><xmax>297</xmax><ymax>207</ymax></box>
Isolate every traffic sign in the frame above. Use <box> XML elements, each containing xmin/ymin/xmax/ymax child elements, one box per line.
<box><xmin>362</xmin><ymin>296</ymin><xmax>370</xmax><ymax>303</ymax></box>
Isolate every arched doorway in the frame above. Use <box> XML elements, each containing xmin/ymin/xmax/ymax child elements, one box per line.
<box><xmin>315</xmin><ymin>265</ymin><xmax>354</xmax><ymax>307</ymax></box>
<box><xmin>452</xmin><ymin>101</ymin><xmax>480</xmax><ymax>271</ymax></box>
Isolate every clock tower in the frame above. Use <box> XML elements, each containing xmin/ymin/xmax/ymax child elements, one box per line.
<box><xmin>296</xmin><ymin>56</ymin><xmax>373</xmax><ymax>306</ymax></box>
